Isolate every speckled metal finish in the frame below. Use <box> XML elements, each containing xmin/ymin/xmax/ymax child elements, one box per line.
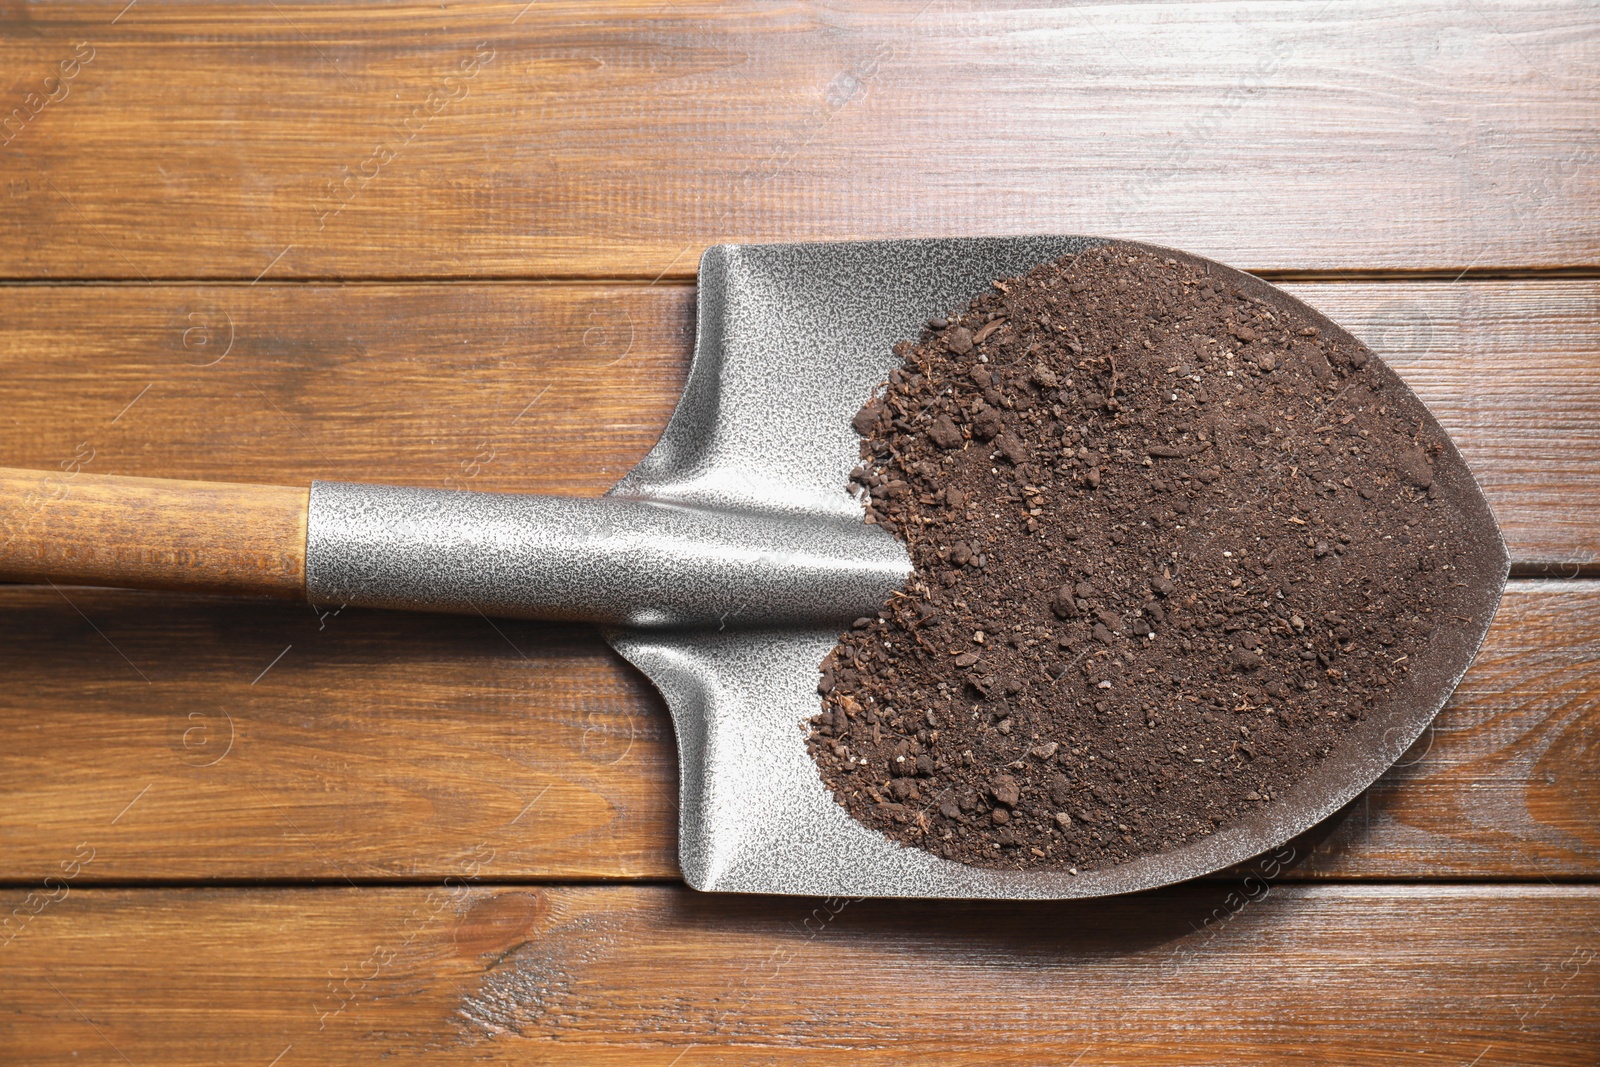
<box><xmin>608</xmin><ymin>237</ymin><xmax>1505</xmax><ymax>899</ymax></box>
<box><xmin>305</xmin><ymin>483</ymin><xmax>906</xmax><ymax>628</ymax></box>
<box><xmin>306</xmin><ymin>235</ymin><xmax>1506</xmax><ymax>900</ymax></box>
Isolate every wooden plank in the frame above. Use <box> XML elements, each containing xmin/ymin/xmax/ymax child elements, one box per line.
<box><xmin>0</xmin><ymin>584</ymin><xmax>680</xmax><ymax>881</ymax></box>
<box><xmin>0</xmin><ymin>580</ymin><xmax>1594</xmax><ymax>882</ymax></box>
<box><xmin>2</xmin><ymin>884</ymin><xmax>1596</xmax><ymax>1064</ymax></box>
<box><xmin>0</xmin><ymin>279</ymin><xmax>1593</xmax><ymax>569</ymax></box>
<box><xmin>0</xmin><ymin>1</ymin><xmax>1595</xmax><ymax>278</ymax></box>
<box><xmin>0</xmin><ymin>281</ymin><xmax>689</xmax><ymax>498</ymax></box>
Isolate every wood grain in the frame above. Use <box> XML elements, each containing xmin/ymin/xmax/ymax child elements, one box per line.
<box><xmin>0</xmin><ymin>1</ymin><xmax>1595</xmax><ymax>278</ymax></box>
<box><xmin>2</xmin><ymin>884</ymin><xmax>1596</xmax><ymax>1065</ymax></box>
<box><xmin>0</xmin><ymin>581</ymin><xmax>679</xmax><ymax>881</ymax></box>
<box><xmin>0</xmin><ymin>467</ymin><xmax>308</xmax><ymax>596</ymax></box>
<box><xmin>0</xmin><ymin>580</ymin><xmax>1592</xmax><ymax>882</ymax></box>
<box><xmin>0</xmin><ymin>280</ymin><xmax>1593</xmax><ymax>569</ymax></box>
<box><xmin>0</xmin><ymin>282</ymin><xmax>687</xmax><ymax>498</ymax></box>
<box><xmin>0</xmin><ymin>1</ymin><xmax>1591</xmax><ymax>1059</ymax></box>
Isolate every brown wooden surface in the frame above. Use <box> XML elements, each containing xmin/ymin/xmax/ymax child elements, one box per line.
<box><xmin>0</xmin><ymin>467</ymin><xmax>308</xmax><ymax>595</ymax></box>
<box><xmin>0</xmin><ymin>281</ymin><xmax>687</xmax><ymax>499</ymax></box>
<box><xmin>2</xmin><ymin>885</ymin><xmax>1596</xmax><ymax>1065</ymax></box>
<box><xmin>0</xmin><ymin>2</ymin><xmax>1596</xmax><ymax>278</ymax></box>
<box><xmin>1</xmin><ymin>1</ymin><xmax>1595</xmax><ymax>1063</ymax></box>
<box><xmin>0</xmin><ymin>280</ymin><xmax>1594</xmax><ymax>571</ymax></box>
<box><xmin>0</xmin><ymin>580</ymin><xmax>1593</xmax><ymax>883</ymax></box>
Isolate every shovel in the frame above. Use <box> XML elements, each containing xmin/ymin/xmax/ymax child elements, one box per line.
<box><xmin>0</xmin><ymin>236</ymin><xmax>1507</xmax><ymax>899</ymax></box>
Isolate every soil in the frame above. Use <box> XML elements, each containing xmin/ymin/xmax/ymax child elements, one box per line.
<box><xmin>806</xmin><ymin>244</ymin><xmax>1479</xmax><ymax>872</ymax></box>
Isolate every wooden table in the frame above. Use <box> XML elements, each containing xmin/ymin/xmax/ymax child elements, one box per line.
<box><xmin>2</xmin><ymin>3</ymin><xmax>1596</xmax><ymax>1062</ymax></box>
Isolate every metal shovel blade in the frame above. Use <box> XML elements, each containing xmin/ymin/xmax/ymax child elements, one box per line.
<box><xmin>604</xmin><ymin>236</ymin><xmax>1508</xmax><ymax>899</ymax></box>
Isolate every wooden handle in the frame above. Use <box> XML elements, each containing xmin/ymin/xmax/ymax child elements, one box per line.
<box><xmin>0</xmin><ymin>467</ymin><xmax>308</xmax><ymax>598</ymax></box>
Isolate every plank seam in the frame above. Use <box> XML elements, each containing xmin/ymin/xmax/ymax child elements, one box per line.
<box><xmin>0</xmin><ymin>268</ymin><xmax>1598</xmax><ymax>287</ymax></box>
<box><xmin>9</xmin><ymin>876</ymin><xmax>1598</xmax><ymax>890</ymax></box>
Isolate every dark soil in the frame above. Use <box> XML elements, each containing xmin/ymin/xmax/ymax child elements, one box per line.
<box><xmin>806</xmin><ymin>244</ymin><xmax>1479</xmax><ymax>872</ymax></box>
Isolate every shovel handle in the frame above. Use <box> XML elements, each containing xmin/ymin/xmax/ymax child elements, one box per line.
<box><xmin>0</xmin><ymin>467</ymin><xmax>906</xmax><ymax>626</ymax></box>
<box><xmin>0</xmin><ymin>467</ymin><xmax>308</xmax><ymax>597</ymax></box>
